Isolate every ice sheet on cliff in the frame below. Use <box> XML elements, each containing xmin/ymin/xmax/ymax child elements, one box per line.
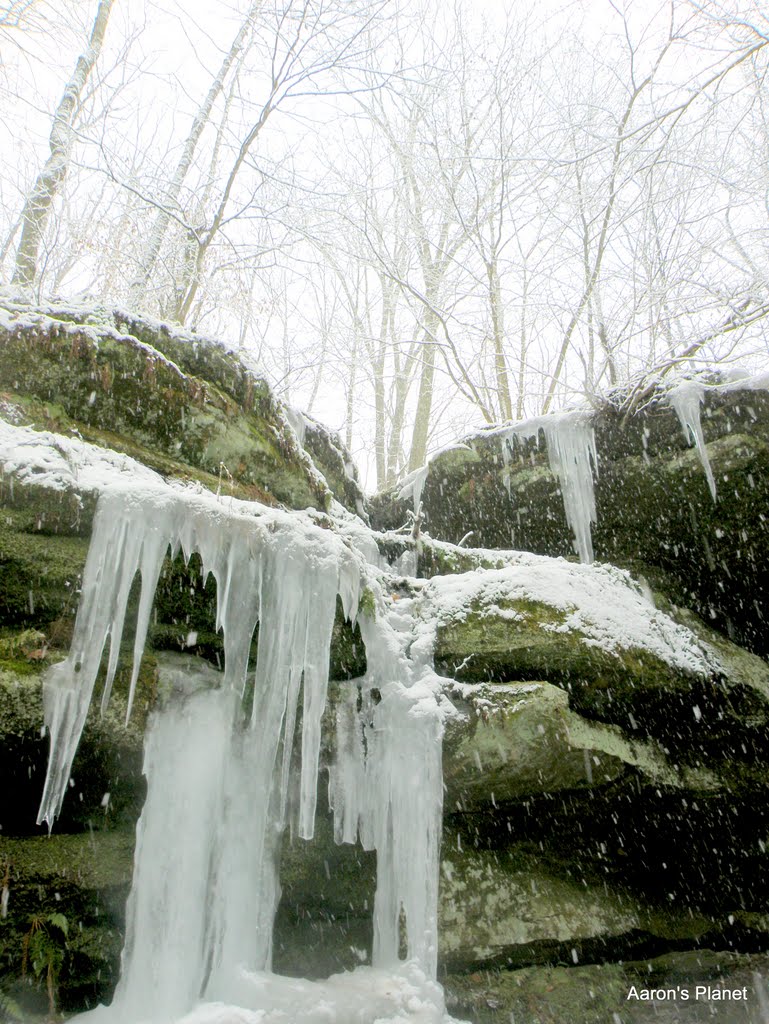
<box><xmin>0</xmin><ymin>417</ymin><xmax>453</xmax><ymax>1023</ymax></box>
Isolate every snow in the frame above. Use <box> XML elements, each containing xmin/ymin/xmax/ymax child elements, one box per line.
<box><xmin>0</xmin><ymin>300</ymin><xmax>189</xmax><ymax>379</ymax></box>
<box><xmin>0</xmin><ymin>418</ymin><xmax>165</xmax><ymax>499</ymax></box>
<box><xmin>417</xmin><ymin>555</ymin><xmax>717</xmax><ymax>678</ymax></box>
<box><xmin>78</xmin><ymin>962</ymin><xmax>457</xmax><ymax>1024</ymax></box>
<box><xmin>722</xmin><ymin>370</ymin><xmax>769</xmax><ymax>392</ymax></box>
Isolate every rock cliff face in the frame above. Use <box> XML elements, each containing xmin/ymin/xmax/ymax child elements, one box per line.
<box><xmin>2</xmin><ymin>302</ymin><xmax>769</xmax><ymax>1022</ymax></box>
<box><xmin>371</xmin><ymin>384</ymin><xmax>769</xmax><ymax>660</ymax></box>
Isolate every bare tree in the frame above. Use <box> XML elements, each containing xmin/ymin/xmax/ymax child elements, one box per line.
<box><xmin>11</xmin><ymin>0</ymin><xmax>114</xmax><ymax>291</ymax></box>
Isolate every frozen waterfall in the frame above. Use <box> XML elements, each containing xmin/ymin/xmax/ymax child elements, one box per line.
<box><xmin>37</xmin><ymin>482</ymin><xmax>453</xmax><ymax>1024</ymax></box>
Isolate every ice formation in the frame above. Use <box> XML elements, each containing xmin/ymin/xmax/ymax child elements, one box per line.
<box><xmin>398</xmin><ymin>464</ymin><xmax>430</xmax><ymax>518</ymax></box>
<box><xmin>667</xmin><ymin>380</ymin><xmax>717</xmax><ymax>501</ymax></box>
<box><xmin>494</xmin><ymin>411</ymin><xmax>598</xmax><ymax>564</ymax></box>
<box><xmin>35</xmin><ymin>475</ymin><xmax>453</xmax><ymax>1024</ymax></box>
<box><xmin>329</xmin><ymin>590</ymin><xmax>445</xmax><ymax>976</ymax></box>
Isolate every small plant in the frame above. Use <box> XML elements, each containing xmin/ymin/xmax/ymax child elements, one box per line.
<box><xmin>21</xmin><ymin>912</ymin><xmax>68</xmax><ymax>1019</ymax></box>
<box><xmin>359</xmin><ymin>586</ymin><xmax>376</xmax><ymax>619</ymax></box>
<box><xmin>0</xmin><ymin>985</ymin><xmax>25</xmax><ymax>1024</ymax></box>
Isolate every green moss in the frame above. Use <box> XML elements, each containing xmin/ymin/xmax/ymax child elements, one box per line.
<box><xmin>418</xmin><ymin>538</ymin><xmax>509</xmax><ymax>578</ymax></box>
<box><xmin>302</xmin><ymin>420</ymin><xmax>365</xmax><ymax>515</ymax></box>
<box><xmin>0</xmin><ymin>533</ymin><xmax>85</xmax><ymax>628</ymax></box>
<box><xmin>0</xmin><ymin>831</ymin><xmax>133</xmax><ymax>1013</ymax></box>
<box><xmin>0</xmin><ymin>833</ymin><xmax>134</xmax><ymax>891</ymax></box>
<box><xmin>0</xmin><ymin>647</ymin><xmax>153</xmax><ymax>835</ymax></box>
<box><xmin>358</xmin><ymin>587</ymin><xmax>376</xmax><ymax>619</ymax></box>
<box><xmin>1</xmin><ymin>306</ymin><xmax>328</xmax><ymax>510</ymax></box>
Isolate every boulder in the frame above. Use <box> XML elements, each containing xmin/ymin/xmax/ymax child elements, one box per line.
<box><xmin>371</xmin><ymin>383</ymin><xmax>769</xmax><ymax>659</ymax></box>
<box><xmin>1</xmin><ymin>300</ymin><xmax>329</xmax><ymax>510</ymax></box>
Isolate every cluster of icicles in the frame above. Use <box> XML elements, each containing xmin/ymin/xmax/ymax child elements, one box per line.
<box><xmin>38</xmin><ymin>484</ymin><xmax>448</xmax><ymax>1024</ymax></box>
<box><xmin>402</xmin><ymin>386</ymin><xmax>717</xmax><ymax>566</ymax></box>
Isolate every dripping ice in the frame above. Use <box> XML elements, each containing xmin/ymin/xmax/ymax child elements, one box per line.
<box><xmin>401</xmin><ymin>416</ymin><xmax>598</xmax><ymax>564</ymax></box>
<box><xmin>37</xmin><ymin>481</ymin><xmax>454</xmax><ymax>1024</ymax></box>
<box><xmin>497</xmin><ymin>411</ymin><xmax>599</xmax><ymax>564</ymax></box>
<box><xmin>667</xmin><ymin>380</ymin><xmax>717</xmax><ymax>501</ymax></box>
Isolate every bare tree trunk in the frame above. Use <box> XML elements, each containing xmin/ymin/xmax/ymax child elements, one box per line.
<box><xmin>386</xmin><ymin>337</ymin><xmax>419</xmax><ymax>488</ymax></box>
<box><xmin>408</xmin><ymin>318</ymin><xmax>437</xmax><ymax>471</ymax></box>
<box><xmin>12</xmin><ymin>0</ymin><xmax>114</xmax><ymax>291</ymax></box>
<box><xmin>345</xmin><ymin>328</ymin><xmax>358</xmax><ymax>452</ymax></box>
<box><xmin>373</xmin><ymin>295</ymin><xmax>390</xmax><ymax>490</ymax></box>
<box><xmin>516</xmin><ymin>267</ymin><xmax>529</xmax><ymax>419</ymax></box>
<box><xmin>487</xmin><ymin>257</ymin><xmax>512</xmax><ymax>421</ymax></box>
<box><xmin>129</xmin><ymin>3</ymin><xmax>258</xmax><ymax>310</ymax></box>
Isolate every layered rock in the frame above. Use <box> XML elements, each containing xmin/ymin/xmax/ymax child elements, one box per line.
<box><xmin>371</xmin><ymin>382</ymin><xmax>769</xmax><ymax>659</ymax></box>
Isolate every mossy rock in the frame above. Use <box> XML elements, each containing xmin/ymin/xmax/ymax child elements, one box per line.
<box><xmin>439</xmin><ymin>847</ymin><xmax>642</xmax><ymax>970</ymax></box>
<box><xmin>0</xmin><ymin>497</ymin><xmax>88</xmax><ymax>629</ymax></box>
<box><xmin>434</xmin><ymin>595</ymin><xmax>769</xmax><ymax>772</ymax></box>
<box><xmin>0</xmin><ymin>831</ymin><xmax>133</xmax><ymax>1013</ymax></box>
<box><xmin>437</xmin><ymin>844</ymin><xmax>737</xmax><ymax>975</ymax></box>
<box><xmin>273</xmin><ymin>809</ymin><xmax>376</xmax><ymax>978</ymax></box>
<box><xmin>442</xmin><ymin>680</ymin><xmax>719</xmax><ymax>809</ymax></box>
<box><xmin>1</xmin><ymin>302</ymin><xmax>328</xmax><ymax>511</ymax></box>
<box><xmin>0</xmin><ymin>641</ymin><xmax>156</xmax><ymax>835</ymax></box>
<box><xmin>444</xmin><ymin>962</ymin><xmax>629</xmax><ymax>1024</ymax></box>
<box><xmin>372</xmin><ymin>386</ymin><xmax>769</xmax><ymax>659</ymax></box>
<box><xmin>300</xmin><ymin>417</ymin><xmax>366</xmax><ymax>517</ymax></box>
<box><xmin>444</xmin><ymin>950</ymin><xmax>769</xmax><ymax>1023</ymax></box>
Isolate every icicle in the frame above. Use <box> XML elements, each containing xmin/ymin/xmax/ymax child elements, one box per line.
<box><xmin>397</xmin><ymin>464</ymin><xmax>429</xmax><ymax>518</ymax></box>
<box><xmin>283</xmin><ymin>405</ymin><xmax>307</xmax><ymax>447</ymax></box>
<box><xmin>328</xmin><ymin>592</ymin><xmax>445</xmax><ymax>978</ymax></box>
<box><xmin>541</xmin><ymin>413</ymin><xmax>599</xmax><ymax>564</ymax></box>
<box><xmin>496</xmin><ymin>411</ymin><xmax>598</xmax><ymax>563</ymax></box>
<box><xmin>329</xmin><ymin>686</ymin><xmax>368</xmax><ymax>847</ymax></box>
<box><xmin>125</xmin><ymin>526</ymin><xmax>168</xmax><ymax>722</ymax></box>
<box><xmin>38</xmin><ymin>484</ymin><xmax>360</xmax><ymax>838</ymax></box>
<box><xmin>37</xmin><ymin>488</ymin><xmax>173</xmax><ymax>828</ymax></box>
<box><xmin>668</xmin><ymin>381</ymin><xmax>717</xmax><ymax>501</ymax></box>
